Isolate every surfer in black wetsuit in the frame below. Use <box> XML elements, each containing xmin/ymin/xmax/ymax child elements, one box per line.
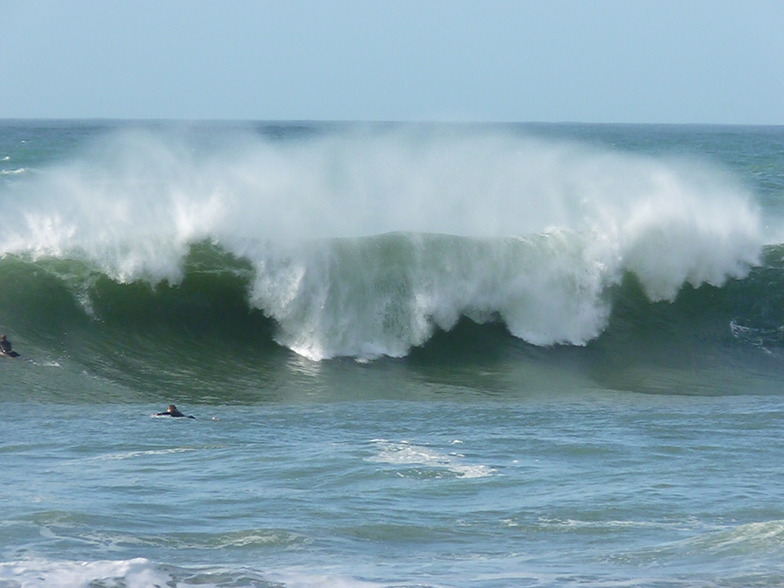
<box><xmin>157</xmin><ymin>404</ymin><xmax>195</xmax><ymax>419</ymax></box>
<box><xmin>0</xmin><ymin>335</ymin><xmax>17</xmax><ymax>357</ymax></box>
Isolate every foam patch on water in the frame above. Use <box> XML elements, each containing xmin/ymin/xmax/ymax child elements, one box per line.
<box><xmin>72</xmin><ymin>447</ymin><xmax>198</xmax><ymax>463</ymax></box>
<box><xmin>266</xmin><ymin>571</ymin><xmax>386</xmax><ymax>588</ymax></box>
<box><xmin>0</xmin><ymin>558</ymin><xmax>392</xmax><ymax>588</ymax></box>
<box><xmin>0</xmin><ymin>558</ymin><xmax>178</xmax><ymax>588</ymax></box>
<box><xmin>369</xmin><ymin>439</ymin><xmax>495</xmax><ymax>478</ymax></box>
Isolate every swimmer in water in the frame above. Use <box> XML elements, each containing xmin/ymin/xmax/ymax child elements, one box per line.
<box><xmin>156</xmin><ymin>404</ymin><xmax>195</xmax><ymax>419</ymax></box>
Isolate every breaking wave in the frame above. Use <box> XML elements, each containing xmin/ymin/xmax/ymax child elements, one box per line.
<box><xmin>0</xmin><ymin>125</ymin><xmax>764</xmax><ymax>361</ymax></box>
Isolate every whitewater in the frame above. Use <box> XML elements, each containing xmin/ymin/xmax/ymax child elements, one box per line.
<box><xmin>0</xmin><ymin>123</ymin><xmax>763</xmax><ymax>359</ymax></box>
<box><xmin>1</xmin><ymin>121</ymin><xmax>784</xmax><ymax>587</ymax></box>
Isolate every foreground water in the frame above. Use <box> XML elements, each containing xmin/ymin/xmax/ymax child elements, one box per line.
<box><xmin>4</xmin><ymin>390</ymin><xmax>784</xmax><ymax>587</ymax></box>
<box><xmin>1</xmin><ymin>121</ymin><xmax>784</xmax><ymax>587</ymax></box>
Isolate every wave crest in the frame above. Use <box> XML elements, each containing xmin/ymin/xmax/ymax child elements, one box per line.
<box><xmin>0</xmin><ymin>126</ymin><xmax>763</xmax><ymax>359</ymax></box>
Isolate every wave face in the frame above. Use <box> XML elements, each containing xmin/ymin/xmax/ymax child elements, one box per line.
<box><xmin>0</xmin><ymin>123</ymin><xmax>770</xmax><ymax>364</ymax></box>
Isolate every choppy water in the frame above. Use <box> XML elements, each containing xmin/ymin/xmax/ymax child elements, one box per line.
<box><xmin>1</xmin><ymin>121</ymin><xmax>784</xmax><ymax>587</ymax></box>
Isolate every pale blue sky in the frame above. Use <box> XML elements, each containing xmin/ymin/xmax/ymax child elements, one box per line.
<box><xmin>2</xmin><ymin>0</ymin><xmax>782</xmax><ymax>124</ymax></box>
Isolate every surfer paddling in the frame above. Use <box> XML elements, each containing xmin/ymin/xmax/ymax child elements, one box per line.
<box><xmin>0</xmin><ymin>335</ymin><xmax>19</xmax><ymax>358</ymax></box>
<box><xmin>156</xmin><ymin>404</ymin><xmax>195</xmax><ymax>419</ymax></box>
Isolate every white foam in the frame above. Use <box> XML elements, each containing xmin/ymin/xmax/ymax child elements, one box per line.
<box><xmin>80</xmin><ymin>446</ymin><xmax>196</xmax><ymax>462</ymax></box>
<box><xmin>266</xmin><ymin>571</ymin><xmax>385</xmax><ymax>588</ymax></box>
<box><xmin>0</xmin><ymin>126</ymin><xmax>763</xmax><ymax>358</ymax></box>
<box><xmin>0</xmin><ymin>558</ymin><xmax>396</xmax><ymax>588</ymax></box>
<box><xmin>0</xmin><ymin>558</ymin><xmax>179</xmax><ymax>588</ymax></box>
<box><xmin>369</xmin><ymin>439</ymin><xmax>495</xmax><ymax>478</ymax></box>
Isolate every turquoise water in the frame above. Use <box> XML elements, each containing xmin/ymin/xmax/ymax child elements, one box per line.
<box><xmin>4</xmin><ymin>391</ymin><xmax>784</xmax><ymax>587</ymax></box>
<box><xmin>1</xmin><ymin>122</ymin><xmax>784</xmax><ymax>587</ymax></box>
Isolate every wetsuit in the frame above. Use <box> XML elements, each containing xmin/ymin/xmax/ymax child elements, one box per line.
<box><xmin>0</xmin><ymin>338</ymin><xmax>18</xmax><ymax>357</ymax></box>
<box><xmin>157</xmin><ymin>409</ymin><xmax>195</xmax><ymax>419</ymax></box>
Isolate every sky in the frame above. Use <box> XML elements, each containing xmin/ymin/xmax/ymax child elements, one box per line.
<box><xmin>1</xmin><ymin>0</ymin><xmax>783</xmax><ymax>124</ymax></box>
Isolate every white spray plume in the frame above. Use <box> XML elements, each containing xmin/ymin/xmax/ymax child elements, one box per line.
<box><xmin>0</xmin><ymin>126</ymin><xmax>763</xmax><ymax>358</ymax></box>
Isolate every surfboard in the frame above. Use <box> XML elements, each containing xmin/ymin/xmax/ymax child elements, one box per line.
<box><xmin>0</xmin><ymin>350</ymin><xmax>20</xmax><ymax>358</ymax></box>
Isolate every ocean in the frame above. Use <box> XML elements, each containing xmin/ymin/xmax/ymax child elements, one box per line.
<box><xmin>1</xmin><ymin>120</ymin><xmax>784</xmax><ymax>587</ymax></box>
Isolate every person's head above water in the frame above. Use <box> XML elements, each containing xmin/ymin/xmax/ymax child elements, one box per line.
<box><xmin>156</xmin><ymin>404</ymin><xmax>194</xmax><ymax>418</ymax></box>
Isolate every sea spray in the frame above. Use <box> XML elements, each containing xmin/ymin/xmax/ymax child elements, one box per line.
<box><xmin>241</xmin><ymin>232</ymin><xmax>615</xmax><ymax>359</ymax></box>
<box><xmin>0</xmin><ymin>125</ymin><xmax>763</xmax><ymax>359</ymax></box>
